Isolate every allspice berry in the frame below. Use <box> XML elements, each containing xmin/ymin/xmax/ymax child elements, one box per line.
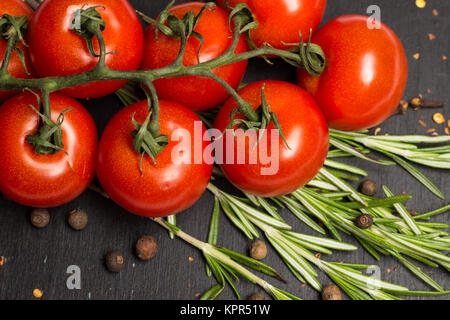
<box><xmin>360</xmin><ymin>179</ymin><xmax>378</xmax><ymax>196</ymax></box>
<box><xmin>322</xmin><ymin>284</ymin><xmax>342</xmax><ymax>300</ymax></box>
<box><xmin>248</xmin><ymin>293</ymin><xmax>266</xmax><ymax>300</ymax></box>
<box><xmin>105</xmin><ymin>250</ymin><xmax>125</xmax><ymax>273</ymax></box>
<box><xmin>249</xmin><ymin>240</ymin><xmax>267</xmax><ymax>260</ymax></box>
<box><xmin>30</xmin><ymin>208</ymin><xmax>50</xmax><ymax>228</ymax></box>
<box><xmin>355</xmin><ymin>213</ymin><xmax>374</xmax><ymax>229</ymax></box>
<box><xmin>136</xmin><ymin>236</ymin><xmax>158</xmax><ymax>261</ymax></box>
<box><xmin>68</xmin><ymin>209</ymin><xmax>88</xmax><ymax>231</ymax></box>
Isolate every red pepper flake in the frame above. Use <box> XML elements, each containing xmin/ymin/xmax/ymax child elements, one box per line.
<box><xmin>426</xmin><ymin>128</ymin><xmax>436</xmax><ymax>133</ymax></box>
<box><xmin>428</xmin><ymin>33</ymin><xmax>436</xmax><ymax>41</ymax></box>
<box><xmin>432</xmin><ymin>9</ymin><xmax>439</xmax><ymax>16</ymax></box>
<box><xmin>301</xmin><ymin>283</ymin><xmax>307</xmax><ymax>288</ymax></box>
<box><xmin>445</xmin><ymin>128</ymin><xmax>450</xmax><ymax>135</ymax></box>
<box><xmin>413</xmin><ymin>53</ymin><xmax>420</xmax><ymax>60</ymax></box>
<box><xmin>386</xmin><ymin>268</ymin><xmax>391</xmax><ymax>274</ymax></box>
<box><xmin>194</xmin><ymin>293</ymin><xmax>201</xmax><ymax>297</ymax></box>
<box><xmin>393</xmin><ymin>266</ymin><xmax>399</xmax><ymax>272</ymax></box>
<box><xmin>315</xmin><ymin>253</ymin><xmax>321</xmax><ymax>259</ymax></box>
<box><xmin>418</xmin><ymin>120</ymin><xmax>427</xmax><ymax>127</ymax></box>
<box><xmin>0</xmin><ymin>256</ymin><xmax>4</xmax><ymax>266</ymax></box>
<box><xmin>188</xmin><ymin>257</ymin><xmax>194</xmax><ymax>262</ymax></box>
<box><xmin>443</xmin><ymin>56</ymin><xmax>448</xmax><ymax>61</ymax></box>
<box><xmin>374</xmin><ymin>127</ymin><xmax>381</xmax><ymax>135</ymax></box>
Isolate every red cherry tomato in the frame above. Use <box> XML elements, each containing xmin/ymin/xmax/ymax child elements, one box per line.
<box><xmin>0</xmin><ymin>92</ymin><xmax>97</xmax><ymax>208</ymax></box>
<box><xmin>297</xmin><ymin>15</ymin><xmax>408</xmax><ymax>131</ymax></box>
<box><xmin>141</xmin><ymin>2</ymin><xmax>248</xmax><ymax>111</ymax></box>
<box><xmin>28</xmin><ymin>0</ymin><xmax>144</xmax><ymax>99</ymax></box>
<box><xmin>0</xmin><ymin>0</ymin><xmax>34</xmax><ymax>103</ymax></box>
<box><xmin>97</xmin><ymin>100</ymin><xmax>213</xmax><ymax>217</ymax></box>
<box><xmin>218</xmin><ymin>0</ymin><xmax>327</xmax><ymax>51</ymax></box>
<box><xmin>213</xmin><ymin>80</ymin><xmax>329</xmax><ymax>197</ymax></box>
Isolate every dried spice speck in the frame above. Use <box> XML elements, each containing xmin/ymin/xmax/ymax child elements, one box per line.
<box><xmin>445</xmin><ymin>128</ymin><xmax>450</xmax><ymax>135</ymax></box>
<box><xmin>432</xmin><ymin>9</ymin><xmax>439</xmax><ymax>16</ymax></box>
<box><xmin>443</xmin><ymin>56</ymin><xmax>448</xmax><ymax>61</ymax></box>
<box><xmin>416</xmin><ymin>0</ymin><xmax>426</xmax><ymax>8</ymax></box>
<box><xmin>433</xmin><ymin>113</ymin><xmax>445</xmax><ymax>125</ymax></box>
<box><xmin>386</xmin><ymin>268</ymin><xmax>391</xmax><ymax>274</ymax></box>
<box><xmin>428</xmin><ymin>33</ymin><xmax>436</xmax><ymax>41</ymax></box>
<box><xmin>413</xmin><ymin>53</ymin><xmax>420</xmax><ymax>60</ymax></box>
<box><xmin>426</xmin><ymin>128</ymin><xmax>436</xmax><ymax>133</ymax></box>
<box><xmin>418</xmin><ymin>120</ymin><xmax>427</xmax><ymax>127</ymax></box>
<box><xmin>0</xmin><ymin>256</ymin><xmax>4</xmax><ymax>266</ymax></box>
<box><xmin>33</xmin><ymin>289</ymin><xmax>43</xmax><ymax>299</ymax></box>
<box><xmin>188</xmin><ymin>257</ymin><xmax>194</xmax><ymax>262</ymax></box>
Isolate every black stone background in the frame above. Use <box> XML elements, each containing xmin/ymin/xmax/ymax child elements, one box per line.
<box><xmin>0</xmin><ymin>0</ymin><xmax>449</xmax><ymax>300</ymax></box>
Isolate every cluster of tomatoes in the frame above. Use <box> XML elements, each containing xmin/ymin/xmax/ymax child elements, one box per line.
<box><xmin>0</xmin><ymin>0</ymin><xmax>407</xmax><ymax>218</ymax></box>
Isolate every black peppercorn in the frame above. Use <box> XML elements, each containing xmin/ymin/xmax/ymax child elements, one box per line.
<box><xmin>30</xmin><ymin>208</ymin><xmax>50</xmax><ymax>228</ymax></box>
<box><xmin>322</xmin><ymin>284</ymin><xmax>342</xmax><ymax>300</ymax></box>
<box><xmin>105</xmin><ymin>250</ymin><xmax>125</xmax><ymax>273</ymax></box>
<box><xmin>136</xmin><ymin>236</ymin><xmax>158</xmax><ymax>261</ymax></box>
<box><xmin>355</xmin><ymin>213</ymin><xmax>373</xmax><ymax>229</ymax></box>
<box><xmin>68</xmin><ymin>209</ymin><xmax>88</xmax><ymax>231</ymax></box>
<box><xmin>249</xmin><ymin>240</ymin><xmax>267</xmax><ymax>260</ymax></box>
<box><xmin>360</xmin><ymin>179</ymin><xmax>378</xmax><ymax>196</ymax></box>
<box><xmin>248</xmin><ymin>293</ymin><xmax>266</xmax><ymax>300</ymax></box>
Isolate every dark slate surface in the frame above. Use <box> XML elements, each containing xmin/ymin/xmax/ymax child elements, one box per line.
<box><xmin>0</xmin><ymin>0</ymin><xmax>449</xmax><ymax>300</ymax></box>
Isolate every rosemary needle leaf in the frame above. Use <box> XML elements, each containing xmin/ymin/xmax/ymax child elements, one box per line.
<box><xmin>200</xmin><ymin>283</ymin><xmax>225</xmax><ymax>300</ymax></box>
<box><xmin>343</xmin><ymin>195</ymin><xmax>412</xmax><ymax>209</ymax></box>
<box><xmin>325</xmin><ymin>159</ymin><xmax>368</xmax><ymax>176</ymax></box>
<box><xmin>379</xmin><ymin>150</ymin><xmax>445</xmax><ymax>199</ymax></box>
<box><xmin>390</xmin><ymin>251</ymin><xmax>445</xmax><ymax>292</ymax></box>
<box><xmin>382</xmin><ymin>186</ymin><xmax>421</xmax><ymax>235</ymax></box>
<box><xmin>320</xmin><ymin>168</ymin><xmax>368</xmax><ymax>206</ymax></box>
<box><xmin>207</xmin><ymin>197</ymin><xmax>220</xmax><ymax>245</ymax></box>
<box><xmin>216</xmin><ymin>247</ymin><xmax>286</xmax><ymax>282</ymax></box>
<box><xmin>278</xmin><ymin>196</ymin><xmax>326</xmax><ymax>234</ymax></box>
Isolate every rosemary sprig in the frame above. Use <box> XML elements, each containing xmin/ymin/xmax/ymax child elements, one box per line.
<box><xmin>329</xmin><ymin>129</ymin><xmax>450</xmax><ymax>198</ymax></box>
<box><xmin>205</xmin><ymin>183</ymin><xmax>440</xmax><ymax>300</ymax></box>
<box><xmin>152</xmin><ymin>217</ymin><xmax>300</xmax><ymax>300</ymax></box>
<box><xmin>282</xmin><ymin>168</ymin><xmax>450</xmax><ymax>292</ymax></box>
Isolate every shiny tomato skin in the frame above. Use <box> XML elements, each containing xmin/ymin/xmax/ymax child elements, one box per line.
<box><xmin>0</xmin><ymin>92</ymin><xmax>98</xmax><ymax>208</ymax></box>
<box><xmin>297</xmin><ymin>15</ymin><xmax>408</xmax><ymax>131</ymax></box>
<box><xmin>218</xmin><ymin>0</ymin><xmax>327</xmax><ymax>51</ymax></box>
<box><xmin>0</xmin><ymin>0</ymin><xmax>34</xmax><ymax>103</ymax></box>
<box><xmin>141</xmin><ymin>2</ymin><xmax>248</xmax><ymax>111</ymax></box>
<box><xmin>214</xmin><ymin>80</ymin><xmax>329</xmax><ymax>197</ymax></box>
<box><xmin>28</xmin><ymin>0</ymin><xmax>144</xmax><ymax>99</ymax></box>
<box><xmin>97</xmin><ymin>100</ymin><xmax>213</xmax><ymax>218</ymax></box>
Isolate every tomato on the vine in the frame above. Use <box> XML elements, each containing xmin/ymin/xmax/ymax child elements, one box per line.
<box><xmin>0</xmin><ymin>92</ymin><xmax>97</xmax><ymax>208</ymax></box>
<box><xmin>213</xmin><ymin>80</ymin><xmax>329</xmax><ymax>197</ymax></box>
<box><xmin>97</xmin><ymin>100</ymin><xmax>213</xmax><ymax>218</ymax></box>
<box><xmin>218</xmin><ymin>0</ymin><xmax>327</xmax><ymax>51</ymax></box>
<box><xmin>140</xmin><ymin>2</ymin><xmax>248</xmax><ymax>111</ymax></box>
<box><xmin>0</xmin><ymin>0</ymin><xmax>34</xmax><ymax>103</ymax></box>
<box><xmin>297</xmin><ymin>15</ymin><xmax>408</xmax><ymax>131</ymax></box>
<box><xmin>28</xmin><ymin>0</ymin><xmax>144</xmax><ymax>99</ymax></box>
